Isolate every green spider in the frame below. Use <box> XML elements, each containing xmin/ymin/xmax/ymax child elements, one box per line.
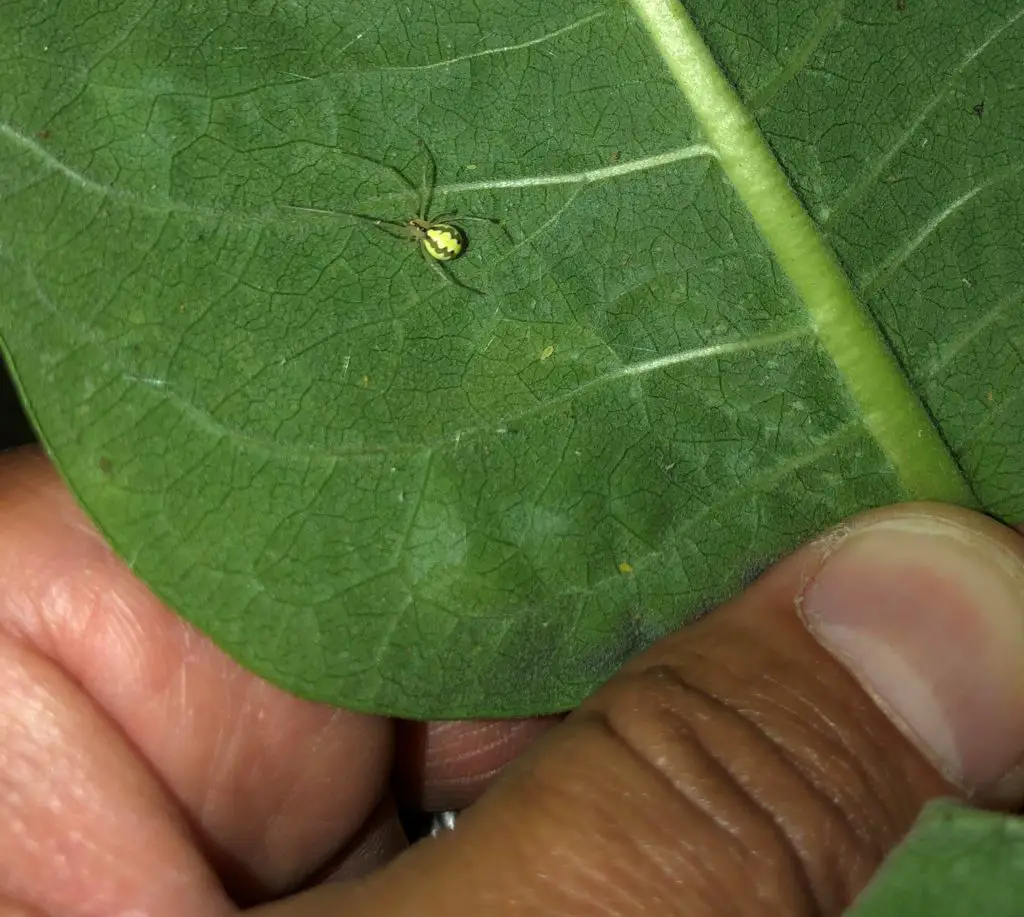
<box><xmin>295</xmin><ymin>143</ymin><xmax>503</xmax><ymax>295</ymax></box>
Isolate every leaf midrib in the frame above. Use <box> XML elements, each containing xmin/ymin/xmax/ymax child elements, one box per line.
<box><xmin>627</xmin><ymin>0</ymin><xmax>978</xmax><ymax>508</ymax></box>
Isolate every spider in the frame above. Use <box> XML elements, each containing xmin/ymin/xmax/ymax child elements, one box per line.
<box><xmin>294</xmin><ymin>142</ymin><xmax>503</xmax><ymax>295</ymax></box>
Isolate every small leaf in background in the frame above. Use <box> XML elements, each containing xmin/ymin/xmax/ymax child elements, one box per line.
<box><xmin>849</xmin><ymin>801</ymin><xmax>1024</xmax><ymax>917</ymax></box>
<box><xmin>0</xmin><ymin>0</ymin><xmax>1021</xmax><ymax>719</ymax></box>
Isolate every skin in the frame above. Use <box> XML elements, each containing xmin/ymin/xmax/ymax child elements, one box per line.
<box><xmin>1</xmin><ymin>445</ymin><xmax>1022</xmax><ymax>916</ymax></box>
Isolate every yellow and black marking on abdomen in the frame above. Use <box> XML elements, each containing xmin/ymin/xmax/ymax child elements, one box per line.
<box><xmin>415</xmin><ymin>221</ymin><xmax>467</xmax><ymax>262</ymax></box>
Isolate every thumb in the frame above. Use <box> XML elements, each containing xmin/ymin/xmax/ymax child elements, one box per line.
<box><xmin>260</xmin><ymin>504</ymin><xmax>1024</xmax><ymax>917</ymax></box>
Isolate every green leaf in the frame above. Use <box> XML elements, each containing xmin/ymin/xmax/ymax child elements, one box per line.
<box><xmin>848</xmin><ymin>801</ymin><xmax>1024</xmax><ymax>916</ymax></box>
<box><xmin>0</xmin><ymin>0</ymin><xmax>1021</xmax><ymax>716</ymax></box>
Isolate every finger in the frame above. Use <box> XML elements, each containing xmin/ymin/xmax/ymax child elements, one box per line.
<box><xmin>256</xmin><ymin>503</ymin><xmax>1024</xmax><ymax>917</ymax></box>
<box><xmin>0</xmin><ymin>628</ymin><xmax>233</xmax><ymax>917</ymax></box>
<box><xmin>394</xmin><ymin>716</ymin><xmax>563</xmax><ymax>811</ymax></box>
<box><xmin>316</xmin><ymin>794</ymin><xmax>408</xmax><ymax>882</ymax></box>
<box><xmin>0</xmin><ymin>449</ymin><xmax>392</xmax><ymax>904</ymax></box>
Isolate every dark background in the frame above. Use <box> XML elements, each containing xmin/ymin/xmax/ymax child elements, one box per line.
<box><xmin>0</xmin><ymin>355</ymin><xmax>35</xmax><ymax>452</ymax></box>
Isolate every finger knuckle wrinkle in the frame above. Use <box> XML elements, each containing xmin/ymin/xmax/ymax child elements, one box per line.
<box><xmin>595</xmin><ymin>664</ymin><xmax>860</xmax><ymax>913</ymax></box>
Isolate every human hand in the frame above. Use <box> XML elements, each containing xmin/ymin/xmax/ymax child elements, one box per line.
<box><xmin>0</xmin><ymin>447</ymin><xmax>558</xmax><ymax>914</ymax></box>
<box><xmin>3</xmin><ymin>446</ymin><xmax>1024</xmax><ymax>916</ymax></box>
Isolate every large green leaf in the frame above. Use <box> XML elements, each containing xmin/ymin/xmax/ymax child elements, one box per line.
<box><xmin>0</xmin><ymin>0</ymin><xmax>1021</xmax><ymax>717</ymax></box>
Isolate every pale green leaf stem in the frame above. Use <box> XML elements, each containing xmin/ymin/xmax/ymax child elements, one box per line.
<box><xmin>627</xmin><ymin>0</ymin><xmax>977</xmax><ymax>506</ymax></box>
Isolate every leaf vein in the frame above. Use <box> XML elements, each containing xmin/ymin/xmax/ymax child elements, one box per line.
<box><xmin>375</xmin><ymin>11</ymin><xmax>609</xmax><ymax>73</ymax></box>
<box><xmin>825</xmin><ymin>5</ymin><xmax>1024</xmax><ymax>224</ymax></box>
<box><xmin>861</xmin><ymin>164</ymin><xmax>1023</xmax><ymax>294</ymax></box>
<box><xmin>924</xmin><ymin>292</ymin><xmax>1023</xmax><ymax>380</ymax></box>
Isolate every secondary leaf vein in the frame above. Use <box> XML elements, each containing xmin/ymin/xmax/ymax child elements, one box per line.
<box><xmin>861</xmin><ymin>165</ymin><xmax>1023</xmax><ymax>294</ymax></box>
<box><xmin>826</xmin><ymin>5</ymin><xmax>1024</xmax><ymax>224</ymax></box>
<box><xmin>376</xmin><ymin>11</ymin><xmax>609</xmax><ymax>72</ymax></box>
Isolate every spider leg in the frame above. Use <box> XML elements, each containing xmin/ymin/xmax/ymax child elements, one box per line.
<box><xmin>422</xmin><ymin>249</ymin><xmax>483</xmax><ymax>296</ymax></box>
<box><xmin>418</xmin><ymin>140</ymin><xmax>438</xmax><ymax>221</ymax></box>
<box><xmin>284</xmin><ymin>204</ymin><xmax>412</xmax><ymax>233</ymax></box>
<box><xmin>460</xmin><ymin>215</ymin><xmax>513</xmax><ymax>242</ymax></box>
<box><xmin>491</xmin><ymin>221</ymin><xmax>515</xmax><ymax>244</ymax></box>
<box><xmin>436</xmin><ymin>214</ymin><xmax>500</xmax><ymax>224</ymax></box>
<box><xmin>432</xmin><ymin>212</ymin><xmax>512</xmax><ymax>243</ymax></box>
<box><xmin>362</xmin><ymin>215</ymin><xmax>409</xmax><ymax>229</ymax></box>
<box><xmin>369</xmin><ymin>220</ymin><xmax>416</xmax><ymax>241</ymax></box>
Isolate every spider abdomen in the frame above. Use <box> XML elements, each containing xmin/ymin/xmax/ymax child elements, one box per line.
<box><xmin>416</xmin><ymin>220</ymin><xmax>466</xmax><ymax>262</ymax></box>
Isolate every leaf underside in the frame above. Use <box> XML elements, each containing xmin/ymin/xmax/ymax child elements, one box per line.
<box><xmin>1</xmin><ymin>0</ymin><xmax>1022</xmax><ymax>718</ymax></box>
<box><xmin>848</xmin><ymin>801</ymin><xmax>1024</xmax><ymax>917</ymax></box>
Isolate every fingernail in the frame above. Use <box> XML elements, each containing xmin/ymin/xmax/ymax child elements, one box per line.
<box><xmin>800</xmin><ymin>511</ymin><xmax>1024</xmax><ymax>801</ymax></box>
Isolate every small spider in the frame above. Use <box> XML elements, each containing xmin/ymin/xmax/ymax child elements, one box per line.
<box><xmin>292</xmin><ymin>142</ymin><xmax>503</xmax><ymax>295</ymax></box>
